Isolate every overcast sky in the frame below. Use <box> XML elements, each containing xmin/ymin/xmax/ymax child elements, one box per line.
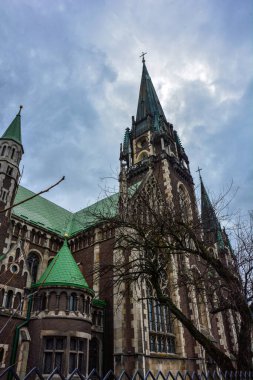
<box><xmin>0</xmin><ymin>0</ymin><xmax>252</xmax><ymax>219</ymax></box>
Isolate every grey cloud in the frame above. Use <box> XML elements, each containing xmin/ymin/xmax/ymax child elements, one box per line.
<box><xmin>0</xmin><ymin>0</ymin><xmax>251</xmax><ymax>216</ymax></box>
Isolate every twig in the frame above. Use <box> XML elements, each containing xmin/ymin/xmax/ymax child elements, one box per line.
<box><xmin>0</xmin><ymin>176</ymin><xmax>65</xmax><ymax>214</ymax></box>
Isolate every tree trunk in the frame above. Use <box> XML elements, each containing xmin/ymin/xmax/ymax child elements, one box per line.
<box><xmin>154</xmin><ymin>286</ymin><xmax>235</xmax><ymax>372</ymax></box>
<box><xmin>236</xmin><ymin>301</ymin><xmax>253</xmax><ymax>370</ymax></box>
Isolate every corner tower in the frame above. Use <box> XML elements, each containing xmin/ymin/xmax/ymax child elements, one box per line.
<box><xmin>0</xmin><ymin>106</ymin><xmax>24</xmax><ymax>254</ymax></box>
<box><xmin>117</xmin><ymin>60</ymin><xmax>201</xmax><ymax>373</ymax></box>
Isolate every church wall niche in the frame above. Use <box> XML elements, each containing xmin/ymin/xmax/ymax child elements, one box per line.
<box><xmin>59</xmin><ymin>291</ymin><xmax>67</xmax><ymax>311</ymax></box>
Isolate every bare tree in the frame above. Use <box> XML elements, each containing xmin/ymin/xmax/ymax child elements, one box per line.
<box><xmin>87</xmin><ymin>175</ymin><xmax>252</xmax><ymax>372</ymax></box>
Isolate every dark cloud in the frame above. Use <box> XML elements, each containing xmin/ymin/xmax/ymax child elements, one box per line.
<box><xmin>0</xmin><ymin>0</ymin><xmax>251</xmax><ymax>216</ymax></box>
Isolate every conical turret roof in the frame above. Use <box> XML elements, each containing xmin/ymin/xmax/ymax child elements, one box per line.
<box><xmin>33</xmin><ymin>240</ymin><xmax>92</xmax><ymax>291</ymax></box>
<box><xmin>1</xmin><ymin>107</ymin><xmax>22</xmax><ymax>145</ymax></box>
<box><xmin>136</xmin><ymin>62</ymin><xmax>166</xmax><ymax>123</ymax></box>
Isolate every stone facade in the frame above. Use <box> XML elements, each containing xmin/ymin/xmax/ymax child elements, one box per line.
<box><xmin>0</xmin><ymin>62</ymin><xmax>238</xmax><ymax>376</ymax></box>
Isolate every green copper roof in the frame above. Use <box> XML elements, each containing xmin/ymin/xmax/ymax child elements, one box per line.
<box><xmin>92</xmin><ymin>299</ymin><xmax>107</xmax><ymax>308</ymax></box>
<box><xmin>1</xmin><ymin>110</ymin><xmax>22</xmax><ymax>145</ymax></box>
<box><xmin>33</xmin><ymin>240</ymin><xmax>91</xmax><ymax>290</ymax></box>
<box><xmin>12</xmin><ymin>182</ymin><xmax>141</xmax><ymax>237</ymax></box>
<box><xmin>68</xmin><ymin>192</ymin><xmax>119</xmax><ymax>236</ymax></box>
<box><xmin>136</xmin><ymin>62</ymin><xmax>166</xmax><ymax>123</ymax></box>
<box><xmin>12</xmin><ymin>186</ymin><xmax>72</xmax><ymax>236</ymax></box>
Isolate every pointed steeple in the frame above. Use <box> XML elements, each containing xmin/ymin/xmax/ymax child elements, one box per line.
<box><xmin>200</xmin><ymin>172</ymin><xmax>218</xmax><ymax>231</ymax></box>
<box><xmin>33</xmin><ymin>240</ymin><xmax>92</xmax><ymax>290</ymax></box>
<box><xmin>136</xmin><ymin>61</ymin><xmax>166</xmax><ymax>123</ymax></box>
<box><xmin>199</xmin><ymin>171</ymin><xmax>225</xmax><ymax>248</ymax></box>
<box><xmin>1</xmin><ymin>106</ymin><xmax>23</xmax><ymax>146</ymax></box>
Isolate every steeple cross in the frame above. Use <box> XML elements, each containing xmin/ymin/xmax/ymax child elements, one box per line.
<box><xmin>140</xmin><ymin>52</ymin><xmax>147</xmax><ymax>63</ymax></box>
<box><xmin>196</xmin><ymin>166</ymin><xmax>202</xmax><ymax>177</ymax></box>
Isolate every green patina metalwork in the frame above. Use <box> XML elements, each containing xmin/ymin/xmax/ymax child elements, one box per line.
<box><xmin>13</xmin><ymin>186</ymin><xmax>72</xmax><ymax>236</ymax></box>
<box><xmin>1</xmin><ymin>112</ymin><xmax>22</xmax><ymax>145</ymax></box>
<box><xmin>12</xmin><ymin>182</ymin><xmax>140</xmax><ymax>237</ymax></box>
<box><xmin>33</xmin><ymin>240</ymin><xmax>92</xmax><ymax>291</ymax></box>
<box><xmin>136</xmin><ymin>62</ymin><xmax>166</xmax><ymax>123</ymax></box>
<box><xmin>92</xmin><ymin>299</ymin><xmax>107</xmax><ymax>308</ymax></box>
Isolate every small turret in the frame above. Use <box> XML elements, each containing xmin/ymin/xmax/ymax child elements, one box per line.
<box><xmin>0</xmin><ymin>106</ymin><xmax>24</xmax><ymax>206</ymax></box>
<box><xmin>0</xmin><ymin>107</ymin><xmax>24</xmax><ymax>254</ymax></box>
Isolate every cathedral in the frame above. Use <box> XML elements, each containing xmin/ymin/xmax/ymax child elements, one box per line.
<box><xmin>0</xmin><ymin>59</ymin><xmax>238</xmax><ymax>376</ymax></box>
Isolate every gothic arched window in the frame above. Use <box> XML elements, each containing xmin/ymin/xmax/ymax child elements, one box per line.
<box><xmin>178</xmin><ymin>184</ymin><xmax>191</xmax><ymax>221</ymax></box>
<box><xmin>5</xmin><ymin>290</ymin><xmax>14</xmax><ymax>309</ymax></box>
<box><xmin>147</xmin><ymin>285</ymin><xmax>175</xmax><ymax>354</ymax></box>
<box><xmin>27</xmin><ymin>252</ymin><xmax>40</xmax><ymax>283</ymax></box>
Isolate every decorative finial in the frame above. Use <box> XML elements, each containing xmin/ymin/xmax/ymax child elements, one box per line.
<box><xmin>18</xmin><ymin>105</ymin><xmax>23</xmax><ymax>115</ymax></box>
<box><xmin>196</xmin><ymin>166</ymin><xmax>202</xmax><ymax>179</ymax></box>
<box><xmin>140</xmin><ymin>52</ymin><xmax>147</xmax><ymax>63</ymax></box>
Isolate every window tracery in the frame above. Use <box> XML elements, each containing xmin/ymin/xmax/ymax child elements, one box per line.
<box><xmin>178</xmin><ymin>184</ymin><xmax>192</xmax><ymax>221</ymax></box>
<box><xmin>27</xmin><ymin>252</ymin><xmax>40</xmax><ymax>283</ymax></box>
<box><xmin>147</xmin><ymin>285</ymin><xmax>176</xmax><ymax>354</ymax></box>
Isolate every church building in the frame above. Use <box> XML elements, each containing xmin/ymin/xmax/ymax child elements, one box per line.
<box><xmin>0</xmin><ymin>60</ymin><xmax>238</xmax><ymax>376</ymax></box>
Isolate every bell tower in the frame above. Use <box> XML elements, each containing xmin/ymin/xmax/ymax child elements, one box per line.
<box><xmin>0</xmin><ymin>106</ymin><xmax>24</xmax><ymax>254</ymax></box>
<box><xmin>120</xmin><ymin>58</ymin><xmax>191</xmax><ymax>188</ymax></box>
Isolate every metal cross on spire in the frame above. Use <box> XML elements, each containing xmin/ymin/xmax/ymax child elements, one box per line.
<box><xmin>140</xmin><ymin>52</ymin><xmax>147</xmax><ymax>63</ymax></box>
<box><xmin>196</xmin><ymin>166</ymin><xmax>202</xmax><ymax>178</ymax></box>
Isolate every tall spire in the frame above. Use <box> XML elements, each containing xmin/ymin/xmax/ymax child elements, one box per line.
<box><xmin>136</xmin><ymin>60</ymin><xmax>166</xmax><ymax>123</ymax></box>
<box><xmin>1</xmin><ymin>106</ymin><xmax>23</xmax><ymax>146</ymax></box>
<box><xmin>199</xmin><ymin>171</ymin><xmax>218</xmax><ymax>231</ymax></box>
<box><xmin>199</xmin><ymin>171</ymin><xmax>225</xmax><ymax>248</ymax></box>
